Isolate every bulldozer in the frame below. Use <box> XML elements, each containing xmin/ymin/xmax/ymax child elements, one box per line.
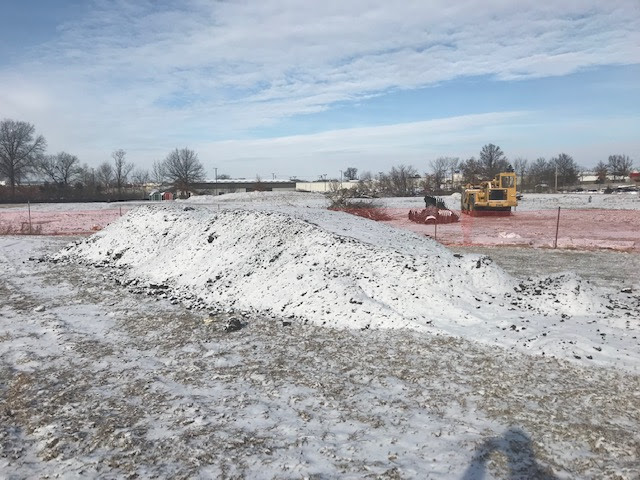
<box><xmin>461</xmin><ymin>172</ymin><xmax>518</xmax><ymax>216</ymax></box>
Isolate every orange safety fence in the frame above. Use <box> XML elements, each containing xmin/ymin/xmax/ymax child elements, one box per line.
<box><xmin>1</xmin><ymin>206</ymin><xmax>639</xmax><ymax>252</ymax></box>
<box><xmin>0</xmin><ymin>208</ymin><xmax>130</xmax><ymax>236</ymax></box>
<box><xmin>334</xmin><ymin>207</ymin><xmax>640</xmax><ymax>252</ymax></box>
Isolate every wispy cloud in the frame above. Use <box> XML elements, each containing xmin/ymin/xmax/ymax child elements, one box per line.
<box><xmin>200</xmin><ymin>111</ymin><xmax>640</xmax><ymax>179</ymax></box>
<box><xmin>202</xmin><ymin>111</ymin><xmax>529</xmax><ymax>178</ymax></box>
<box><xmin>0</xmin><ymin>0</ymin><xmax>638</xmax><ymax>172</ymax></box>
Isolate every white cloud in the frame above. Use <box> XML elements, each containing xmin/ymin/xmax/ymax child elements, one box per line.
<box><xmin>0</xmin><ymin>0</ymin><xmax>638</xmax><ymax>173</ymax></box>
<box><xmin>198</xmin><ymin>111</ymin><xmax>528</xmax><ymax>178</ymax></box>
<box><xmin>197</xmin><ymin>111</ymin><xmax>640</xmax><ymax>179</ymax></box>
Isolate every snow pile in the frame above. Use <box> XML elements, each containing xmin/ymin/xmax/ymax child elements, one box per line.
<box><xmin>54</xmin><ymin>204</ymin><xmax>611</xmax><ymax>332</ymax></box>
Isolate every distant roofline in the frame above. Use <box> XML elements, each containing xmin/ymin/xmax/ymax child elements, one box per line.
<box><xmin>203</xmin><ymin>178</ymin><xmax>296</xmax><ymax>183</ymax></box>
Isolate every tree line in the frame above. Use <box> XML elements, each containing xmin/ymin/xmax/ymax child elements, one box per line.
<box><xmin>426</xmin><ymin>145</ymin><xmax>634</xmax><ymax>192</ymax></box>
<box><xmin>339</xmin><ymin>144</ymin><xmax>635</xmax><ymax>197</ymax></box>
<box><xmin>0</xmin><ymin>119</ymin><xmax>207</xmax><ymax>202</ymax></box>
<box><xmin>3</xmin><ymin>118</ymin><xmax>635</xmax><ymax>202</ymax></box>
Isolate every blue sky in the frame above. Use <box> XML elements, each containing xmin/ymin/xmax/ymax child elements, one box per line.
<box><xmin>0</xmin><ymin>0</ymin><xmax>638</xmax><ymax>180</ymax></box>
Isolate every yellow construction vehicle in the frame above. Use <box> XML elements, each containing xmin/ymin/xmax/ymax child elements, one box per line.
<box><xmin>461</xmin><ymin>172</ymin><xmax>518</xmax><ymax>216</ymax></box>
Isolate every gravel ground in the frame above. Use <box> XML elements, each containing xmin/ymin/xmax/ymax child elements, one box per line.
<box><xmin>1</xmin><ymin>237</ymin><xmax>639</xmax><ymax>479</ymax></box>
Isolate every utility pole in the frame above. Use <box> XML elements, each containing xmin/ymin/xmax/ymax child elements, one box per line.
<box><xmin>214</xmin><ymin>167</ymin><xmax>218</xmax><ymax>196</ymax></box>
<box><xmin>272</xmin><ymin>173</ymin><xmax>275</xmax><ymax>180</ymax></box>
<box><xmin>555</xmin><ymin>163</ymin><xmax>558</xmax><ymax>193</ymax></box>
<box><xmin>340</xmin><ymin>170</ymin><xmax>343</xmax><ymax>185</ymax></box>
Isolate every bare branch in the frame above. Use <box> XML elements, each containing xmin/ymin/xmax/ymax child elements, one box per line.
<box><xmin>161</xmin><ymin>148</ymin><xmax>205</xmax><ymax>197</ymax></box>
<box><xmin>0</xmin><ymin>119</ymin><xmax>47</xmax><ymax>195</ymax></box>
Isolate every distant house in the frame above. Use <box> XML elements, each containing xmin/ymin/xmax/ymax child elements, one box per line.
<box><xmin>577</xmin><ymin>172</ymin><xmax>636</xmax><ymax>187</ymax></box>
<box><xmin>149</xmin><ymin>190</ymin><xmax>174</xmax><ymax>201</ymax></box>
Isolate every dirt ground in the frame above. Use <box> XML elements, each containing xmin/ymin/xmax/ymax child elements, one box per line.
<box><xmin>384</xmin><ymin>208</ymin><xmax>640</xmax><ymax>252</ymax></box>
<box><xmin>1</xmin><ymin>194</ymin><xmax>639</xmax><ymax>252</ymax></box>
<box><xmin>1</xmin><ymin>195</ymin><xmax>639</xmax><ymax>478</ymax></box>
<box><xmin>0</xmin><ymin>208</ymin><xmax>127</xmax><ymax>235</ymax></box>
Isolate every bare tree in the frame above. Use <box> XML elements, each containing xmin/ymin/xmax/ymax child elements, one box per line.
<box><xmin>0</xmin><ymin>119</ymin><xmax>47</xmax><ymax>195</ymax></box>
<box><xmin>37</xmin><ymin>152</ymin><xmax>80</xmax><ymax>187</ymax></box>
<box><xmin>512</xmin><ymin>157</ymin><xmax>528</xmax><ymax>190</ymax></box>
<box><xmin>551</xmin><ymin>153</ymin><xmax>579</xmax><ymax>189</ymax></box>
<box><xmin>594</xmin><ymin>160</ymin><xmax>608</xmax><ymax>184</ymax></box>
<box><xmin>152</xmin><ymin>160</ymin><xmax>166</xmax><ymax>184</ymax></box>
<box><xmin>131</xmin><ymin>168</ymin><xmax>150</xmax><ymax>186</ymax></box>
<box><xmin>447</xmin><ymin>157</ymin><xmax>460</xmax><ymax>187</ymax></box>
<box><xmin>608</xmin><ymin>154</ymin><xmax>633</xmax><ymax>180</ymax></box>
<box><xmin>355</xmin><ymin>170</ymin><xmax>376</xmax><ymax>196</ymax></box>
<box><xmin>430</xmin><ymin>157</ymin><xmax>449</xmax><ymax>193</ymax></box>
<box><xmin>382</xmin><ymin>164</ymin><xmax>418</xmax><ymax>196</ymax></box>
<box><xmin>479</xmin><ymin>144</ymin><xmax>509</xmax><ymax>178</ymax></box>
<box><xmin>359</xmin><ymin>171</ymin><xmax>373</xmax><ymax>181</ymax></box>
<box><xmin>253</xmin><ymin>175</ymin><xmax>265</xmax><ymax>192</ymax></box>
<box><xmin>161</xmin><ymin>148</ymin><xmax>205</xmax><ymax>197</ymax></box>
<box><xmin>461</xmin><ymin>156</ymin><xmax>482</xmax><ymax>184</ymax></box>
<box><xmin>96</xmin><ymin>161</ymin><xmax>114</xmax><ymax>190</ymax></box>
<box><xmin>343</xmin><ymin>167</ymin><xmax>358</xmax><ymax>181</ymax></box>
<box><xmin>112</xmin><ymin>149</ymin><xmax>134</xmax><ymax>198</ymax></box>
<box><xmin>528</xmin><ymin>157</ymin><xmax>553</xmax><ymax>190</ymax></box>
<box><xmin>77</xmin><ymin>164</ymin><xmax>98</xmax><ymax>193</ymax></box>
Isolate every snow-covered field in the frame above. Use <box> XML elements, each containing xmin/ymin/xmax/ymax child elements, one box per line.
<box><xmin>380</xmin><ymin>191</ymin><xmax>640</xmax><ymax>212</ymax></box>
<box><xmin>1</xmin><ymin>192</ymin><xmax>639</xmax><ymax>478</ymax></box>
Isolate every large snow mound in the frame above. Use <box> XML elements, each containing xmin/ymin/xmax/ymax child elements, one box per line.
<box><xmin>54</xmin><ymin>205</ymin><xmax>609</xmax><ymax>331</ymax></box>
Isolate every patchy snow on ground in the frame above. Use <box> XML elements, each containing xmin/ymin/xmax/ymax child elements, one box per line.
<box><xmin>2</xmin><ymin>191</ymin><xmax>640</xmax><ymax>479</ymax></box>
<box><xmin>512</xmin><ymin>192</ymin><xmax>640</xmax><ymax>212</ymax></box>
<box><xmin>52</xmin><ymin>200</ymin><xmax>640</xmax><ymax>372</ymax></box>
<box><xmin>449</xmin><ymin>246</ymin><xmax>640</xmax><ymax>292</ymax></box>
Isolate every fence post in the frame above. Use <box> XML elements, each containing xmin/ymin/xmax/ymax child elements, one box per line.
<box><xmin>28</xmin><ymin>201</ymin><xmax>32</xmax><ymax>234</ymax></box>
<box><xmin>434</xmin><ymin>216</ymin><xmax>437</xmax><ymax>241</ymax></box>
<box><xmin>554</xmin><ymin>206</ymin><xmax>560</xmax><ymax>249</ymax></box>
<box><xmin>119</xmin><ymin>205</ymin><xmax>122</xmax><ymax>216</ymax></box>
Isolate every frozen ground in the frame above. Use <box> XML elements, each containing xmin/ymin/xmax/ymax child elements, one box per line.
<box><xmin>2</xmin><ymin>236</ymin><xmax>639</xmax><ymax>479</ymax></box>
<box><xmin>50</xmin><ymin>202</ymin><xmax>640</xmax><ymax>371</ymax></box>
<box><xmin>1</xmin><ymin>191</ymin><xmax>639</xmax><ymax>478</ymax></box>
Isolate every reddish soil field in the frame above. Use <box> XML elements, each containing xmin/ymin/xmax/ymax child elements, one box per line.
<box><xmin>1</xmin><ymin>204</ymin><xmax>638</xmax><ymax>253</ymax></box>
<box><xmin>379</xmin><ymin>208</ymin><xmax>640</xmax><ymax>252</ymax></box>
<box><xmin>0</xmin><ymin>209</ymin><xmax>129</xmax><ymax>235</ymax></box>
